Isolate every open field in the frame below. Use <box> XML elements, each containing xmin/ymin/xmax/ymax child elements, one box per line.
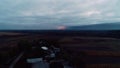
<box><xmin>0</xmin><ymin>30</ymin><xmax>120</xmax><ymax>68</ymax></box>
<box><xmin>0</xmin><ymin>32</ymin><xmax>22</xmax><ymax>36</ymax></box>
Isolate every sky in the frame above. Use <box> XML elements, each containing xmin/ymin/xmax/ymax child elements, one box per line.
<box><xmin>0</xmin><ymin>0</ymin><xmax>120</xmax><ymax>29</ymax></box>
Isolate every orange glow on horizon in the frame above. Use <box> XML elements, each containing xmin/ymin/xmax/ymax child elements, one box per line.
<box><xmin>57</xmin><ymin>26</ymin><xmax>66</xmax><ymax>30</ymax></box>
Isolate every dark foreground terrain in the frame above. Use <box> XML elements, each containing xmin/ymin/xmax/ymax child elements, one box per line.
<box><xmin>0</xmin><ymin>30</ymin><xmax>120</xmax><ymax>68</ymax></box>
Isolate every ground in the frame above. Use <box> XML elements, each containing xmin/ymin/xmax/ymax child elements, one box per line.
<box><xmin>0</xmin><ymin>31</ymin><xmax>120</xmax><ymax>68</ymax></box>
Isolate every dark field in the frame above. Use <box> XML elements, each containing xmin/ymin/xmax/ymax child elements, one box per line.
<box><xmin>0</xmin><ymin>30</ymin><xmax>120</xmax><ymax>68</ymax></box>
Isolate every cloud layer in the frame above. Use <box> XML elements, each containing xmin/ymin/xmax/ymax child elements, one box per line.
<box><xmin>0</xmin><ymin>0</ymin><xmax>120</xmax><ymax>29</ymax></box>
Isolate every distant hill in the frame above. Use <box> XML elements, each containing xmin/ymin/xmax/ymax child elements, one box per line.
<box><xmin>67</xmin><ymin>23</ymin><xmax>120</xmax><ymax>30</ymax></box>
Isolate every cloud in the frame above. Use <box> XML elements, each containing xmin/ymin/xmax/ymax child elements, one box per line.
<box><xmin>0</xmin><ymin>0</ymin><xmax>120</xmax><ymax>29</ymax></box>
<box><xmin>105</xmin><ymin>12</ymin><xmax>115</xmax><ymax>17</ymax></box>
<box><xmin>81</xmin><ymin>10</ymin><xmax>102</xmax><ymax>17</ymax></box>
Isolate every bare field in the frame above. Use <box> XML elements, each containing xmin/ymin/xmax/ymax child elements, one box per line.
<box><xmin>0</xmin><ymin>34</ymin><xmax>120</xmax><ymax>67</ymax></box>
<box><xmin>0</xmin><ymin>32</ymin><xmax>23</xmax><ymax>36</ymax></box>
